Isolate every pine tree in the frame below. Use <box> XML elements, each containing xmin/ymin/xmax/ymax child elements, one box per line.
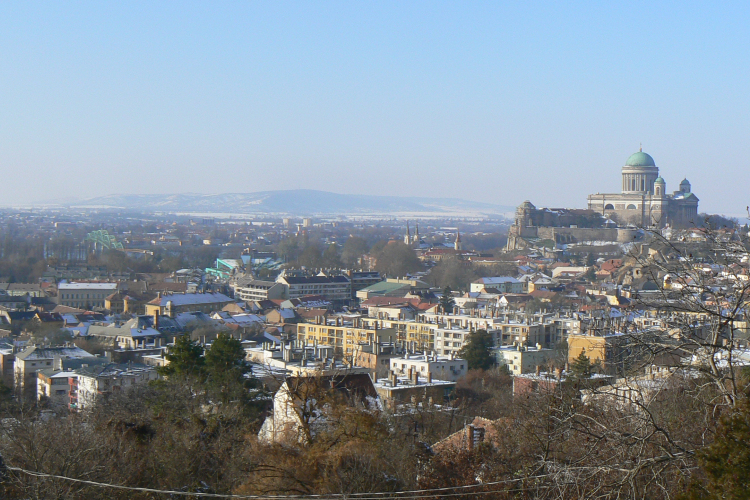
<box><xmin>459</xmin><ymin>329</ymin><xmax>495</xmax><ymax>371</ymax></box>
<box><xmin>569</xmin><ymin>350</ymin><xmax>593</xmax><ymax>379</ymax></box>
<box><xmin>159</xmin><ymin>334</ymin><xmax>205</xmax><ymax>377</ymax></box>
<box><xmin>205</xmin><ymin>332</ymin><xmax>254</xmax><ymax>404</ymax></box>
<box><xmin>205</xmin><ymin>333</ymin><xmax>248</xmax><ymax>379</ymax></box>
<box><xmin>440</xmin><ymin>286</ymin><xmax>456</xmax><ymax>314</ymax></box>
<box><xmin>679</xmin><ymin>397</ymin><xmax>750</xmax><ymax>499</ymax></box>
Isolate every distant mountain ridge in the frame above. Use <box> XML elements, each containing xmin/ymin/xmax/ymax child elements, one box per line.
<box><xmin>71</xmin><ymin>190</ymin><xmax>515</xmax><ymax>217</ymax></box>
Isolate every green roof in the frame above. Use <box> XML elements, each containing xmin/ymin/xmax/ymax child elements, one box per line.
<box><xmin>655</xmin><ymin>176</ymin><xmax>665</xmax><ymax>183</ymax></box>
<box><xmin>626</xmin><ymin>151</ymin><xmax>656</xmax><ymax>167</ymax></box>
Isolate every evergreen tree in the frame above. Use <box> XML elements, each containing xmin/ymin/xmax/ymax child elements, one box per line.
<box><xmin>205</xmin><ymin>332</ymin><xmax>254</xmax><ymax>404</ymax></box>
<box><xmin>679</xmin><ymin>397</ymin><xmax>750</xmax><ymax>499</ymax></box>
<box><xmin>570</xmin><ymin>350</ymin><xmax>593</xmax><ymax>379</ymax></box>
<box><xmin>458</xmin><ymin>329</ymin><xmax>495</xmax><ymax>371</ymax></box>
<box><xmin>159</xmin><ymin>334</ymin><xmax>205</xmax><ymax>377</ymax></box>
<box><xmin>205</xmin><ymin>333</ymin><xmax>248</xmax><ymax>379</ymax></box>
<box><xmin>440</xmin><ymin>286</ymin><xmax>456</xmax><ymax>314</ymax></box>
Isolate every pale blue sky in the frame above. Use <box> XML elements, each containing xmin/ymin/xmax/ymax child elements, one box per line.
<box><xmin>2</xmin><ymin>2</ymin><xmax>748</xmax><ymax>214</ymax></box>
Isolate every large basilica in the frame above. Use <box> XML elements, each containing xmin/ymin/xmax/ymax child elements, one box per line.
<box><xmin>587</xmin><ymin>149</ymin><xmax>699</xmax><ymax>228</ymax></box>
<box><xmin>506</xmin><ymin>149</ymin><xmax>700</xmax><ymax>250</ymax></box>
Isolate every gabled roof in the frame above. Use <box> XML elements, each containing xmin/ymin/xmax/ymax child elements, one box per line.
<box><xmin>16</xmin><ymin>345</ymin><xmax>92</xmax><ymax>361</ymax></box>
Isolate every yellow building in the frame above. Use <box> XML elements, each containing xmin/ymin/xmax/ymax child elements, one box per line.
<box><xmin>144</xmin><ymin>292</ymin><xmax>233</xmax><ymax>317</ymax></box>
<box><xmin>297</xmin><ymin>316</ymin><xmax>435</xmax><ymax>356</ymax></box>
<box><xmin>567</xmin><ymin>333</ymin><xmax>629</xmax><ymax>375</ymax></box>
<box><xmin>296</xmin><ymin>321</ymin><xmax>386</xmax><ymax>356</ymax></box>
<box><xmin>359</xmin><ymin>317</ymin><xmax>434</xmax><ymax>350</ymax></box>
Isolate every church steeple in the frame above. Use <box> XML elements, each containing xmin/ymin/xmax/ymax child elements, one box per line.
<box><xmin>404</xmin><ymin>221</ymin><xmax>411</xmax><ymax>245</ymax></box>
<box><xmin>454</xmin><ymin>230</ymin><xmax>462</xmax><ymax>251</ymax></box>
<box><xmin>414</xmin><ymin>221</ymin><xmax>420</xmax><ymax>242</ymax></box>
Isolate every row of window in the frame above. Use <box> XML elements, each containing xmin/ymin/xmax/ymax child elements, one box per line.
<box><xmin>604</xmin><ymin>203</ymin><xmax>641</xmax><ymax>210</ymax></box>
<box><xmin>61</xmin><ymin>293</ymin><xmax>107</xmax><ymax>300</ymax></box>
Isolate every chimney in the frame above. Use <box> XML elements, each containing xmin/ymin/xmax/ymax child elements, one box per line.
<box><xmin>391</xmin><ymin>371</ymin><xmax>397</xmax><ymax>387</ymax></box>
<box><xmin>535</xmin><ymin>365</ymin><xmax>541</xmax><ymax>376</ymax></box>
<box><xmin>467</xmin><ymin>424</ymin><xmax>475</xmax><ymax>450</ymax></box>
<box><xmin>428</xmin><ymin>372</ymin><xmax>432</xmax><ymax>383</ymax></box>
<box><xmin>407</xmin><ymin>368</ymin><xmax>413</xmax><ymax>381</ymax></box>
<box><xmin>153</xmin><ymin>310</ymin><xmax>159</xmax><ymax>329</ymax></box>
<box><xmin>555</xmin><ymin>367</ymin><xmax>563</xmax><ymax>381</ymax></box>
<box><xmin>413</xmin><ymin>370</ymin><xmax>419</xmax><ymax>385</ymax></box>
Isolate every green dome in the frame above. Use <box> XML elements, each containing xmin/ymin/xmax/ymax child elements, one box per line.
<box><xmin>655</xmin><ymin>176</ymin><xmax>665</xmax><ymax>183</ymax></box>
<box><xmin>626</xmin><ymin>151</ymin><xmax>656</xmax><ymax>167</ymax></box>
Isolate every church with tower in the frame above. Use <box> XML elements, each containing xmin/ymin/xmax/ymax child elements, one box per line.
<box><xmin>507</xmin><ymin>149</ymin><xmax>700</xmax><ymax>250</ymax></box>
<box><xmin>404</xmin><ymin>220</ymin><xmax>421</xmax><ymax>245</ymax></box>
<box><xmin>587</xmin><ymin>148</ymin><xmax>699</xmax><ymax>228</ymax></box>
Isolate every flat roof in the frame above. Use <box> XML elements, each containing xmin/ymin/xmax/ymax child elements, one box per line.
<box><xmin>59</xmin><ymin>283</ymin><xmax>117</xmax><ymax>290</ymax></box>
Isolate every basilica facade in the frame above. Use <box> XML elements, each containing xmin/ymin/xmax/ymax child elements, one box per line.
<box><xmin>587</xmin><ymin>149</ymin><xmax>698</xmax><ymax>228</ymax></box>
<box><xmin>506</xmin><ymin>149</ymin><xmax>700</xmax><ymax>250</ymax></box>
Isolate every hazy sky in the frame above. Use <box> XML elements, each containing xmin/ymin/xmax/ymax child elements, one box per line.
<box><xmin>2</xmin><ymin>2</ymin><xmax>749</xmax><ymax>214</ymax></box>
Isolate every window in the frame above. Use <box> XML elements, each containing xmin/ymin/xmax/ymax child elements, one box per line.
<box><xmin>627</xmin><ymin>204</ymin><xmax>637</xmax><ymax>210</ymax></box>
<box><xmin>604</xmin><ymin>204</ymin><xmax>614</xmax><ymax>210</ymax></box>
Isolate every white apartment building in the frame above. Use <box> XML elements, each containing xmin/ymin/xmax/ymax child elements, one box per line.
<box><xmin>233</xmin><ymin>279</ymin><xmax>286</xmax><ymax>302</ymax></box>
<box><xmin>496</xmin><ymin>344</ymin><xmax>557</xmax><ymax>375</ymax></box>
<box><xmin>390</xmin><ymin>353</ymin><xmax>468</xmax><ymax>382</ymax></box>
<box><xmin>71</xmin><ymin>363</ymin><xmax>159</xmax><ymax>411</ymax></box>
<box><xmin>470</xmin><ymin>277</ymin><xmax>524</xmax><ymax>294</ymax></box>
<box><xmin>14</xmin><ymin>345</ymin><xmax>92</xmax><ymax>393</ymax></box>
<box><xmin>276</xmin><ymin>275</ymin><xmax>351</xmax><ymax>302</ymax></box>
<box><xmin>37</xmin><ymin>369</ymin><xmax>76</xmax><ymax>407</ymax></box>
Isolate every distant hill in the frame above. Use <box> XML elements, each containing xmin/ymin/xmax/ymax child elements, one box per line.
<box><xmin>71</xmin><ymin>190</ymin><xmax>515</xmax><ymax>217</ymax></box>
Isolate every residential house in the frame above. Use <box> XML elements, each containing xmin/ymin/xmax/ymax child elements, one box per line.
<box><xmin>14</xmin><ymin>345</ymin><xmax>93</xmax><ymax>393</ymax></box>
<box><xmin>258</xmin><ymin>373</ymin><xmax>378</xmax><ymax>444</ymax></box>
<box><xmin>470</xmin><ymin>277</ymin><xmax>524</xmax><ymax>294</ymax></box>
<box><xmin>144</xmin><ymin>292</ymin><xmax>233</xmax><ymax>317</ymax></box>
<box><xmin>37</xmin><ymin>369</ymin><xmax>76</xmax><ymax>407</ymax></box>
<box><xmin>373</xmin><ymin>371</ymin><xmax>455</xmax><ymax>408</ymax></box>
<box><xmin>70</xmin><ymin>363</ymin><xmax>159</xmax><ymax>411</ymax></box>
<box><xmin>495</xmin><ymin>344</ymin><xmax>557</xmax><ymax>375</ymax></box>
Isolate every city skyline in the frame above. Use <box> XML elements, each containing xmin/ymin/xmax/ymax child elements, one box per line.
<box><xmin>3</xmin><ymin>2</ymin><xmax>749</xmax><ymax>215</ymax></box>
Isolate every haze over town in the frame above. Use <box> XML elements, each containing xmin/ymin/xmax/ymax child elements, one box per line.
<box><xmin>1</xmin><ymin>3</ymin><xmax>750</xmax><ymax>500</ymax></box>
<box><xmin>3</xmin><ymin>2</ymin><xmax>750</xmax><ymax>214</ymax></box>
